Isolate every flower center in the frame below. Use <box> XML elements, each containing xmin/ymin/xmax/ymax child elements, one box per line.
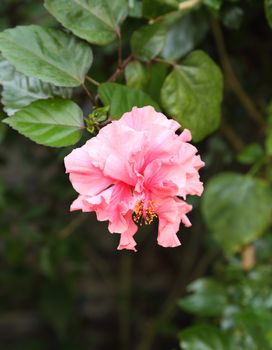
<box><xmin>133</xmin><ymin>200</ymin><xmax>158</xmax><ymax>225</ymax></box>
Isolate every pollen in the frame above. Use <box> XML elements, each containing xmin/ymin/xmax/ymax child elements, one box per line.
<box><xmin>133</xmin><ymin>200</ymin><xmax>158</xmax><ymax>225</ymax></box>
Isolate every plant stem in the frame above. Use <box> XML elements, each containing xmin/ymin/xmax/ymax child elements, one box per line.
<box><xmin>59</xmin><ymin>213</ymin><xmax>88</xmax><ymax>239</ymax></box>
<box><xmin>108</xmin><ymin>55</ymin><xmax>133</xmax><ymax>82</ymax></box>
<box><xmin>82</xmin><ymin>83</ymin><xmax>96</xmax><ymax>105</ymax></box>
<box><xmin>220</xmin><ymin>119</ymin><xmax>245</xmax><ymax>152</ymax></box>
<box><xmin>210</xmin><ymin>17</ymin><xmax>266</xmax><ymax>129</ymax></box>
<box><xmin>178</xmin><ymin>0</ymin><xmax>201</xmax><ymax>11</ymax></box>
<box><xmin>247</xmin><ymin>156</ymin><xmax>267</xmax><ymax>177</ymax></box>
<box><xmin>116</xmin><ymin>29</ymin><xmax>123</xmax><ymax>68</ymax></box>
<box><xmin>86</xmin><ymin>75</ymin><xmax>100</xmax><ymax>87</ymax></box>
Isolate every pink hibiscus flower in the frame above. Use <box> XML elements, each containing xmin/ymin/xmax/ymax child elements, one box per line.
<box><xmin>64</xmin><ymin>106</ymin><xmax>204</xmax><ymax>251</ymax></box>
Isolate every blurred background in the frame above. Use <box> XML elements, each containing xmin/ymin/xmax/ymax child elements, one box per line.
<box><xmin>0</xmin><ymin>1</ymin><xmax>272</xmax><ymax>349</ymax></box>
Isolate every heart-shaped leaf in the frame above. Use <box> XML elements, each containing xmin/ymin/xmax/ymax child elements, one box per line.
<box><xmin>161</xmin><ymin>50</ymin><xmax>223</xmax><ymax>142</ymax></box>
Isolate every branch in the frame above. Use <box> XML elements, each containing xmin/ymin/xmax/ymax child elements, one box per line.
<box><xmin>108</xmin><ymin>55</ymin><xmax>133</xmax><ymax>82</ymax></box>
<box><xmin>220</xmin><ymin>119</ymin><xmax>245</xmax><ymax>152</ymax></box>
<box><xmin>82</xmin><ymin>83</ymin><xmax>96</xmax><ymax>105</ymax></box>
<box><xmin>210</xmin><ymin>17</ymin><xmax>266</xmax><ymax>129</ymax></box>
<box><xmin>59</xmin><ymin>213</ymin><xmax>88</xmax><ymax>239</ymax></box>
<box><xmin>116</xmin><ymin>28</ymin><xmax>123</xmax><ymax>68</ymax></box>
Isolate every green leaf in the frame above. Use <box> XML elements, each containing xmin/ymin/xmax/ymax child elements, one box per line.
<box><xmin>3</xmin><ymin>98</ymin><xmax>84</xmax><ymax>147</ymax></box>
<box><xmin>161</xmin><ymin>11</ymin><xmax>208</xmax><ymax>60</ymax></box>
<box><xmin>0</xmin><ymin>25</ymin><xmax>93</xmax><ymax>86</ymax></box>
<box><xmin>128</xmin><ymin>0</ymin><xmax>143</xmax><ymax>18</ymax></box>
<box><xmin>98</xmin><ymin>82</ymin><xmax>160</xmax><ymax>118</ymax></box>
<box><xmin>144</xmin><ymin>62</ymin><xmax>169</xmax><ymax>104</ymax></box>
<box><xmin>44</xmin><ymin>0</ymin><xmax>128</xmax><ymax>45</ymax></box>
<box><xmin>131</xmin><ymin>22</ymin><xmax>166</xmax><ymax>61</ymax></box>
<box><xmin>265</xmin><ymin>0</ymin><xmax>272</xmax><ymax>28</ymax></box>
<box><xmin>0</xmin><ymin>57</ymin><xmax>72</xmax><ymax>115</ymax></box>
<box><xmin>125</xmin><ymin>61</ymin><xmax>148</xmax><ymax>89</ymax></box>
<box><xmin>125</xmin><ymin>61</ymin><xmax>168</xmax><ymax>104</ymax></box>
<box><xmin>179</xmin><ymin>325</ymin><xmax>232</xmax><ymax>350</ymax></box>
<box><xmin>235</xmin><ymin>309</ymin><xmax>272</xmax><ymax>349</ymax></box>
<box><xmin>221</xmin><ymin>5</ymin><xmax>244</xmax><ymax>30</ymax></box>
<box><xmin>203</xmin><ymin>0</ymin><xmax>222</xmax><ymax>10</ymax></box>
<box><xmin>0</xmin><ymin>55</ymin><xmax>14</xmax><ymax>81</ymax></box>
<box><xmin>142</xmin><ymin>0</ymin><xmax>179</xmax><ymax>18</ymax></box>
<box><xmin>178</xmin><ymin>278</ymin><xmax>228</xmax><ymax>317</ymax></box>
<box><xmin>161</xmin><ymin>50</ymin><xmax>223</xmax><ymax>142</ymax></box>
<box><xmin>237</xmin><ymin>143</ymin><xmax>264</xmax><ymax>165</ymax></box>
<box><xmin>202</xmin><ymin>173</ymin><xmax>272</xmax><ymax>253</ymax></box>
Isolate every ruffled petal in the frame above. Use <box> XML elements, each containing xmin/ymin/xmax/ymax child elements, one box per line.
<box><xmin>86</xmin><ymin>122</ymin><xmax>147</xmax><ymax>186</ymax></box>
<box><xmin>120</xmin><ymin>106</ymin><xmax>180</xmax><ymax>135</ymax></box>
<box><xmin>65</xmin><ymin>106</ymin><xmax>204</xmax><ymax>251</ymax></box>
<box><xmin>64</xmin><ymin>146</ymin><xmax>112</xmax><ymax>196</ymax></box>
<box><xmin>156</xmin><ymin>197</ymin><xmax>192</xmax><ymax>248</ymax></box>
<box><xmin>117</xmin><ymin>213</ymin><xmax>138</xmax><ymax>251</ymax></box>
<box><xmin>180</xmin><ymin>128</ymin><xmax>192</xmax><ymax>142</ymax></box>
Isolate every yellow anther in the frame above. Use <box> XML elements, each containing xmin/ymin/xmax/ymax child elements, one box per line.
<box><xmin>133</xmin><ymin>200</ymin><xmax>158</xmax><ymax>225</ymax></box>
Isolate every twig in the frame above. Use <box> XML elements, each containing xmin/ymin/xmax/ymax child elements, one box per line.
<box><xmin>210</xmin><ymin>17</ymin><xmax>266</xmax><ymax>129</ymax></box>
<box><xmin>108</xmin><ymin>55</ymin><xmax>133</xmax><ymax>82</ymax></box>
<box><xmin>86</xmin><ymin>76</ymin><xmax>100</xmax><ymax>87</ymax></box>
<box><xmin>82</xmin><ymin>83</ymin><xmax>96</xmax><ymax>105</ymax></box>
<box><xmin>178</xmin><ymin>0</ymin><xmax>201</xmax><ymax>11</ymax></box>
<box><xmin>116</xmin><ymin>29</ymin><xmax>123</xmax><ymax>68</ymax></box>
<box><xmin>59</xmin><ymin>213</ymin><xmax>88</xmax><ymax>239</ymax></box>
<box><xmin>220</xmin><ymin>119</ymin><xmax>245</xmax><ymax>152</ymax></box>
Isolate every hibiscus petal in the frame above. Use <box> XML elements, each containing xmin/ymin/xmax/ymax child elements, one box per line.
<box><xmin>64</xmin><ymin>146</ymin><xmax>112</xmax><ymax>196</ymax></box>
<box><xmin>65</xmin><ymin>106</ymin><xmax>204</xmax><ymax>251</ymax></box>
<box><xmin>156</xmin><ymin>197</ymin><xmax>192</xmax><ymax>248</ymax></box>
<box><xmin>117</xmin><ymin>213</ymin><xmax>138</xmax><ymax>251</ymax></box>
<box><xmin>180</xmin><ymin>129</ymin><xmax>192</xmax><ymax>142</ymax></box>
<box><xmin>121</xmin><ymin>106</ymin><xmax>180</xmax><ymax>135</ymax></box>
